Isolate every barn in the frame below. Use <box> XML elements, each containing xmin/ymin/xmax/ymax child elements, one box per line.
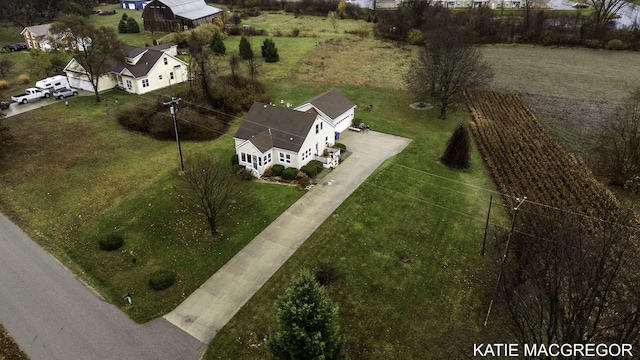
<box><xmin>142</xmin><ymin>0</ymin><xmax>222</xmax><ymax>33</ymax></box>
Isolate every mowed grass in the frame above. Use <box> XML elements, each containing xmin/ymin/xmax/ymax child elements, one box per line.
<box><xmin>206</xmin><ymin>82</ymin><xmax>505</xmax><ymax>359</ymax></box>
<box><xmin>0</xmin><ymin>92</ymin><xmax>306</xmax><ymax>322</ymax></box>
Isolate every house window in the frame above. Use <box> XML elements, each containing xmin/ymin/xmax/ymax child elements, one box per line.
<box><xmin>320</xmin><ymin>122</ymin><xmax>323</xmax><ymax>130</ymax></box>
<box><xmin>158</xmin><ymin>75</ymin><xmax>163</xmax><ymax>80</ymax></box>
<box><xmin>315</xmin><ymin>124</ymin><xmax>319</xmax><ymax>134</ymax></box>
<box><xmin>142</xmin><ymin>79</ymin><xmax>149</xmax><ymax>88</ymax></box>
<box><xmin>258</xmin><ymin>156</ymin><xmax>263</xmax><ymax>166</ymax></box>
<box><xmin>279</xmin><ymin>152</ymin><xmax>291</xmax><ymax>164</ymax></box>
<box><xmin>164</xmin><ymin>57</ymin><xmax>168</xmax><ymax>65</ymax></box>
<box><xmin>241</xmin><ymin>153</ymin><xmax>247</xmax><ymax>163</ymax></box>
<box><xmin>126</xmin><ymin>79</ymin><xmax>132</xmax><ymax>89</ymax></box>
<box><xmin>264</xmin><ymin>153</ymin><xmax>272</xmax><ymax>165</ymax></box>
<box><xmin>170</xmin><ymin>72</ymin><xmax>174</xmax><ymax>80</ymax></box>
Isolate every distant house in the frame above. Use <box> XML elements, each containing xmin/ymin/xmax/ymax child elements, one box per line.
<box><xmin>120</xmin><ymin>0</ymin><xmax>148</xmax><ymax>10</ymax></box>
<box><xmin>234</xmin><ymin>90</ymin><xmax>357</xmax><ymax>176</ymax></box>
<box><xmin>21</xmin><ymin>24</ymin><xmax>83</xmax><ymax>52</ymax></box>
<box><xmin>63</xmin><ymin>43</ymin><xmax>188</xmax><ymax>94</ymax></box>
<box><xmin>142</xmin><ymin>0</ymin><xmax>222</xmax><ymax>32</ymax></box>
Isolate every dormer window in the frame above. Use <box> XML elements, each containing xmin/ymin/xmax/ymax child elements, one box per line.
<box><xmin>163</xmin><ymin>57</ymin><xmax>168</xmax><ymax>65</ymax></box>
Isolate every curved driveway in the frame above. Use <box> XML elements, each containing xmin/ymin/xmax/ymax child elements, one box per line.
<box><xmin>0</xmin><ymin>129</ymin><xmax>410</xmax><ymax>359</ymax></box>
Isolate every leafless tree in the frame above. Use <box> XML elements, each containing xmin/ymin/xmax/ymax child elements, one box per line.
<box><xmin>406</xmin><ymin>30</ymin><xmax>494</xmax><ymax>119</ymax></box>
<box><xmin>588</xmin><ymin>0</ymin><xmax>625</xmax><ymax>32</ymax></box>
<box><xmin>179</xmin><ymin>157</ymin><xmax>242</xmax><ymax>236</ymax></box>
<box><xmin>496</xmin><ymin>207</ymin><xmax>640</xmax><ymax>352</ymax></box>
<box><xmin>600</xmin><ymin>87</ymin><xmax>640</xmax><ymax>180</ymax></box>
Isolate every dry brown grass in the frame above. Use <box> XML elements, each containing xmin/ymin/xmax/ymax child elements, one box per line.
<box><xmin>293</xmin><ymin>37</ymin><xmax>415</xmax><ymax>89</ymax></box>
<box><xmin>0</xmin><ymin>324</ymin><xmax>29</xmax><ymax>360</ymax></box>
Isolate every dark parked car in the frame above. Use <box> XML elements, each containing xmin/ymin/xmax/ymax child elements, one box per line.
<box><xmin>2</xmin><ymin>43</ymin><xmax>27</xmax><ymax>52</ymax></box>
<box><xmin>53</xmin><ymin>88</ymin><xmax>78</xmax><ymax>100</ymax></box>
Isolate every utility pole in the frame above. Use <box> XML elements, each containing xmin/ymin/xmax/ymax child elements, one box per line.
<box><xmin>164</xmin><ymin>97</ymin><xmax>184</xmax><ymax>172</ymax></box>
<box><xmin>483</xmin><ymin>196</ymin><xmax>526</xmax><ymax>327</ymax></box>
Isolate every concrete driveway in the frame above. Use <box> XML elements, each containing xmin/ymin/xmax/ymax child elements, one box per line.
<box><xmin>2</xmin><ymin>90</ymin><xmax>93</xmax><ymax>118</ymax></box>
<box><xmin>164</xmin><ymin>130</ymin><xmax>412</xmax><ymax>343</ymax></box>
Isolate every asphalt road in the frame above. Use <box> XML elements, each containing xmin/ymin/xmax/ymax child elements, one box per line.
<box><xmin>0</xmin><ymin>213</ymin><xmax>206</xmax><ymax>360</ymax></box>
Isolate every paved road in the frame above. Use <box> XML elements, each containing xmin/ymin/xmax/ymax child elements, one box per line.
<box><xmin>0</xmin><ymin>213</ymin><xmax>207</xmax><ymax>360</ymax></box>
<box><xmin>164</xmin><ymin>130</ymin><xmax>412</xmax><ymax>343</ymax></box>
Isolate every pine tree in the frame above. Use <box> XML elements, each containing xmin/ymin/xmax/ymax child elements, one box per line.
<box><xmin>210</xmin><ymin>32</ymin><xmax>226</xmax><ymax>56</ymax></box>
<box><xmin>440</xmin><ymin>123</ymin><xmax>471</xmax><ymax>169</ymax></box>
<box><xmin>261</xmin><ymin>38</ymin><xmax>279</xmax><ymax>63</ymax></box>
<box><xmin>239</xmin><ymin>36</ymin><xmax>253</xmax><ymax>60</ymax></box>
<box><xmin>126</xmin><ymin>17</ymin><xmax>140</xmax><ymax>33</ymax></box>
<box><xmin>266</xmin><ymin>269</ymin><xmax>347</xmax><ymax>360</ymax></box>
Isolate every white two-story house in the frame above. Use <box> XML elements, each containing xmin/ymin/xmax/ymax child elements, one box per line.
<box><xmin>63</xmin><ymin>43</ymin><xmax>188</xmax><ymax>94</ymax></box>
<box><xmin>234</xmin><ymin>90</ymin><xmax>357</xmax><ymax>176</ymax></box>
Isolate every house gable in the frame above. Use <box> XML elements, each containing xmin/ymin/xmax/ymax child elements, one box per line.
<box><xmin>294</xmin><ymin>90</ymin><xmax>357</xmax><ymax>133</ymax></box>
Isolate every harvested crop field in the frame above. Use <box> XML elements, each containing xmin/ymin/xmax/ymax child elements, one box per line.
<box><xmin>467</xmin><ymin>90</ymin><xmax>620</xmax><ymax>217</ymax></box>
<box><xmin>294</xmin><ymin>37</ymin><xmax>415</xmax><ymax>89</ymax></box>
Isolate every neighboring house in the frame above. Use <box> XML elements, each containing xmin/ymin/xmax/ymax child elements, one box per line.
<box><xmin>63</xmin><ymin>43</ymin><xmax>188</xmax><ymax>95</ymax></box>
<box><xmin>120</xmin><ymin>0</ymin><xmax>148</xmax><ymax>10</ymax></box>
<box><xmin>21</xmin><ymin>23</ymin><xmax>86</xmax><ymax>52</ymax></box>
<box><xmin>234</xmin><ymin>90</ymin><xmax>356</xmax><ymax>176</ymax></box>
<box><xmin>142</xmin><ymin>0</ymin><xmax>223</xmax><ymax>32</ymax></box>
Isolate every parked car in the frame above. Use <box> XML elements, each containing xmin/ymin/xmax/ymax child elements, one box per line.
<box><xmin>2</xmin><ymin>43</ymin><xmax>27</xmax><ymax>52</ymax></box>
<box><xmin>11</xmin><ymin>88</ymin><xmax>50</xmax><ymax>104</ymax></box>
<box><xmin>53</xmin><ymin>88</ymin><xmax>78</xmax><ymax>100</ymax></box>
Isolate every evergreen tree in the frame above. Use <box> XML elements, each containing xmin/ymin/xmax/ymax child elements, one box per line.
<box><xmin>126</xmin><ymin>17</ymin><xmax>140</xmax><ymax>33</ymax></box>
<box><xmin>210</xmin><ymin>31</ymin><xmax>226</xmax><ymax>56</ymax></box>
<box><xmin>261</xmin><ymin>38</ymin><xmax>279</xmax><ymax>63</ymax></box>
<box><xmin>239</xmin><ymin>36</ymin><xmax>253</xmax><ymax>60</ymax></box>
<box><xmin>118</xmin><ymin>15</ymin><xmax>128</xmax><ymax>33</ymax></box>
<box><xmin>266</xmin><ymin>269</ymin><xmax>347</xmax><ymax>360</ymax></box>
<box><xmin>440</xmin><ymin>123</ymin><xmax>471</xmax><ymax>169</ymax></box>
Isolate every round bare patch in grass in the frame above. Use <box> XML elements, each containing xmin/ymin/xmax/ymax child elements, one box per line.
<box><xmin>149</xmin><ymin>269</ymin><xmax>176</xmax><ymax>291</ymax></box>
<box><xmin>410</xmin><ymin>102</ymin><xmax>433</xmax><ymax>110</ymax></box>
<box><xmin>99</xmin><ymin>234</ymin><xmax>125</xmax><ymax>251</ymax></box>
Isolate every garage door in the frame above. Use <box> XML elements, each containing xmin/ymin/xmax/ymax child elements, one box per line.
<box><xmin>69</xmin><ymin>76</ymin><xmax>93</xmax><ymax>92</ymax></box>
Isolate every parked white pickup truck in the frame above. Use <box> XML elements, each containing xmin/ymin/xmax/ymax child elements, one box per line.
<box><xmin>11</xmin><ymin>88</ymin><xmax>51</xmax><ymax>104</ymax></box>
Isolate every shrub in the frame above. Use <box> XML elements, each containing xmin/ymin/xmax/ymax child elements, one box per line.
<box><xmin>263</xmin><ymin>167</ymin><xmax>274</xmax><ymax>177</ymax></box>
<box><xmin>605</xmin><ymin>39</ymin><xmax>625</xmax><ymax>50</ymax></box>
<box><xmin>18</xmin><ymin>74</ymin><xmax>29</xmax><ymax>84</ymax></box>
<box><xmin>231</xmin><ymin>154</ymin><xmax>239</xmax><ymax>166</ymax></box>
<box><xmin>126</xmin><ymin>17</ymin><xmax>140</xmax><ymax>33</ymax></box>
<box><xmin>99</xmin><ymin>234</ymin><xmax>124</xmax><ymax>251</ymax></box>
<box><xmin>334</xmin><ymin>142</ymin><xmax>347</xmax><ymax>152</ymax></box>
<box><xmin>584</xmin><ymin>39</ymin><xmax>601</xmax><ymax>49</ymax></box>
<box><xmin>281</xmin><ymin>167</ymin><xmax>298</xmax><ymax>180</ymax></box>
<box><xmin>0</xmin><ymin>80</ymin><xmax>8</xmax><ymax>89</ymax></box>
<box><xmin>232</xmin><ymin>164</ymin><xmax>253</xmax><ymax>180</ymax></box>
<box><xmin>300</xmin><ymin>164</ymin><xmax>317</xmax><ymax>178</ymax></box>
<box><xmin>308</xmin><ymin>160</ymin><xmax>323</xmax><ymax>173</ymax></box>
<box><xmin>407</xmin><ymin>28</ymin><xmax>423</xmax><ymax>45</ymax></box>
<box><xmin>290</xmin><ymin>28</ymin><xmax>300</xmax><ymax>37</ymax></box>
<box><xmin>261</xmin><ymin>38</ymin><xmax>279</xmax><ymax>63</ymax></box>
<box><xmin>149</xmin><ymin>269</ymin><xmax>176</xmax><ymax>291</ymax></box>
<box><xmin>272</xmin><ymin>164</ymin><xmax>284</xmax><ymax>176</ymax></box>
<box><xmin>296</xmin><ymin>171</ymin><xmax>312</xmax><ymax>187</ymax></box>
<box><xmin>314</xmin><ymin>262</ymin><xmax>343</xmax><ymax>286</ymax></box>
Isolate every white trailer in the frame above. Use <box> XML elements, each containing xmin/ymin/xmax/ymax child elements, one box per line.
<box><xmin>35</xmin><ymin>75</ymin><xmax>70</xmax><ymax>92</ymax></box>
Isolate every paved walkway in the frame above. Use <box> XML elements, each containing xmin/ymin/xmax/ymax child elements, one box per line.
<box><xmin>164</xmin><ymin>130</ymin><xmax>412</xmax><ymax>343</ymax></box>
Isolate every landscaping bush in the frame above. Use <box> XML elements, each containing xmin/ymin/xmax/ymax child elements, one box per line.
<box><xmin>605</xmin><ymin>39</ymin><xmax>625</xmax><ymax>50</ymax></box>
<box><xmin>263</xmin><ymin>167</ymin><xmax>274</xmax><ymax>177</ymax></box>
<box><xmin>308</xmin><ymin>160</ymin><xmax>323</xmax><ymax>173</ymax></box>
<box><xmin>99</xmin><ymin>234</ymin><xmax>124</xmax><ymax>251</ymax></box>
<box><xmin>231</xmin><ymin>154</ymin><xmax>239</xmax><ymax>166</ymax></box>
<box><xmin>296</xmin><ymin>171</ymin><xmax>312</xmax><ymax>187</ymax></box>
<box><xmin>281</xmin><ymin>167</ymin><xmax>298</xmax><ymax>180</ymax></box>
<box><xmin>300</xmin><ymin>164</ymin><xmax>317</xmax><ymax>178</ymax></box>
<box><xmin>149</xmin><ymin>269</ymin><xmax>176</xmax><ymax>291</ymax></box>
<box><xmin>232</xmin><ymin>164</ymin><xmax>253</xmax><ymax>180</ymax></box>
<box><xmin>272</xmin><ymin>164</ymin><xmax>284</xmax><ymax>176</ymax></box>
<box><xmin>334</xmin><ymin>142</ymin><xmax>347</xmax><ymax>152</ymax></box>
<box><xmin>314</xmin><ymin>262</ymin><xmax>343</xmax><ymax>287</ymax></box>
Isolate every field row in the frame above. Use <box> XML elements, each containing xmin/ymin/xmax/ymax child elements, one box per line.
<box><xmin>467</xmin><ymin>90</ymin><xmax>620</xmax><ymax>220</ymax></box>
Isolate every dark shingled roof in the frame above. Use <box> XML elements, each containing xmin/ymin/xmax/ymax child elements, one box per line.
<box><xmin>300</xmin><ymin>89</ymin><xmax>356</xmax><ymax>119</ymax></box>
<box><xmin>235</xmin><ymin>103</ymin><xmax>317</xmax><ymax>153</ymax></box>
<box><xmin>111</xmin><ymin>44</ymin><xmax>177</xmax><ymax>78</ymax></box>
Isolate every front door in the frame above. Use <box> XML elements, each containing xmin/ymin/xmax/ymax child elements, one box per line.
<box><xmin>252</xmin><ymin>155</ymin><xmax>258</xmax><ymax>169</ymax></box>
